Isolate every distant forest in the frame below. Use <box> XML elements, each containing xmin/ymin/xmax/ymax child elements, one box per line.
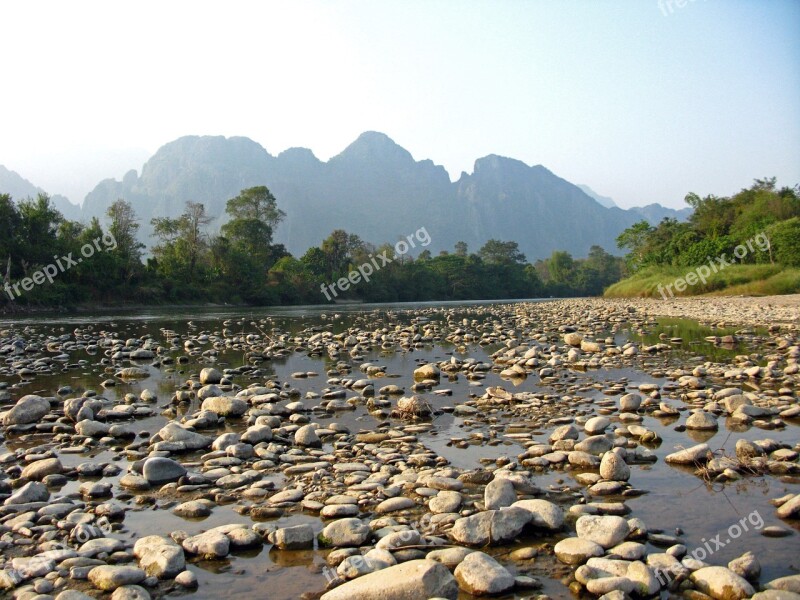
<box><xmin>0</xmin><ymin>186</ymin><xmax>624</xmax><ymax>308</ymax></box>
<box><xmin>3</xmin><ymin>178</ymin><xmax>796</xmax><ymax>309</ymax></box>
<box><xmin>616</xmin><ymin>178</ymin><xmax>800</xmax><ymax>270</ymax></box>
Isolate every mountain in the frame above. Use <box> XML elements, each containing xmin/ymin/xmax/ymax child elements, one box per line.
<box><xmin>578</xmin><ymin>184</ymin><xmax>617</xmax><ymax>208</ymax></box>
<box><xmin>0</xmin><ymin>165</ymin><xmax>81</xmax><ymax>221</ymax></box>
<box><xmin>74</xmin><ymin>132</ymin><xmax>688</xmax><ymax>260</ymax></box>
<box><xmin>629</xmin><ymin>203</ymin><xmax>693</xmax><ymax>224</ymax></box>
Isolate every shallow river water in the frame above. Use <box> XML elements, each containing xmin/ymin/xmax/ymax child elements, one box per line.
<box><xmin>0</xmin><ymin>300</ymin><xmax>797</xmax><ymax>599</ymax></box>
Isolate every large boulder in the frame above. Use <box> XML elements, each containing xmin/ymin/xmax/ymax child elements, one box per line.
<box><xmin>691</xmin><ymin>566</ymin><xmax>755</xmax><ymax>600</ymax></box>
<box><xmin>200</xmin><ymin>396</ymin><xmax>247</xmax><ymax>418</ymax></box>
<box><xmin>320</xmin><ymin>559</ymin><xmax>457</xmax><ymax>600</ymax></box>
<box><xmin>133</xmin><ymin>536</ymin><xmax>185</xmax><ymax>579</ymax></box>
<box><xmin>2</xmin><ymin>395</ymin><xmax>50</xmax><ymax>425</ymax></box>
<box><xmin>454</xmin><ymin>551</ymin><xmax>514</xmax><ymax>595</ymax></box>
<box><xmin>142</xmin><ymin>457</ymin><xmax>186</xmax><ymax>485</ymax></box>
<box><xmin>157</xmin><ymin>423</ymin><xmax>212</xmax><ymax>450</ymax></box>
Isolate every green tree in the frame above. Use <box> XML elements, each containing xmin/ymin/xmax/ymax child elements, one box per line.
<box><xmin>151</xmin><ymin>201</ymin><xmax>212</xmax><ymax>286</ymax></box>
<box><xmin>616</xmin><ymin>221</ymin><xmax>653</xmax><ymax>271</ymax></box>
<box><xmin>107</xmin><ymin>199</ymin><xmax>145</xmax><ymax>283</ymax></box>
<box><xmin>478</xmin><ymin>239</ymin><xmax>526</xmax><ymax>265</ymax></box>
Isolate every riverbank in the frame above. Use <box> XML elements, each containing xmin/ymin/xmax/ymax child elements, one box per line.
<box><xmin>0</xmin><ymin>299</ymin><xmax>797</xmax><ymax>599</ymax></box>
<box><xmin>604</xmin><ymin>265</ymin><xmax>800</xmax><ymax>299</ymax></box>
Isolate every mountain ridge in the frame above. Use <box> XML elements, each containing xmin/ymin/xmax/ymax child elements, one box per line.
<box><xmin>2</xmin><ymin>133</ymin><xmax>692</xmax><ymax>260</ymax></box>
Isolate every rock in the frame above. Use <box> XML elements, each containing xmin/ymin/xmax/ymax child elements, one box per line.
<box><xmin>375</xmin><ymin>496</ymin><xmax>415</xmax><ymax>513</ymax></box>
<box><xmin>686</xmin><ymin>411</ymin><xmax>718</xmax><ymax>430</ymax></box>
<box><xmin>21</xmin><ymin>457</ymin><xmax>63</xmax><ymax>480</ymax></box>
<box><xmin>79</xmin><ymin>537</ymin><xmax>124</xmax><ymax>557</ymax></box>
<box><xmin>554</xmin><ymin>537</ymin><xmax>604</xmax><ymax>565</ymax></box>
<box><xmin>320</xmin><ymin>518</ymin><xmax>371</xmax><ymax>547</ymax></box>
<box><xmin>427</xmin><ymin>547</ymin><xmax>474</xmax><ymax>569</ymax></box>
<box><xmin>133</xmin><ymin>536</ymin><xmax>185</xmax><ymax>579</ymax></box>
<box><xmin>576</xmin><ymin>515</ymin><xmax>629</xmax><ymax>548</ymax></box>
<box><xmin>201</xmin><ymin>396</ymin><xmax>247</xmax><ymax>417</ymax></box>
<box><xmin>200</xmin><ymin>367</ymin><xmax>223</xmax><ymax>384</ymax></box>
<box><xmin>767</xmin><ymin>574</ymin><xmax>800</xmax><ymax>593</ymax></box>
<box><xmin>627</xmin><ymin>560</ymin><xmax>660</xmax><ymax>596</ymax></box>
<box><xmin>173</xmin><ymin>500</ymin><xmax>212</xmax><ymax>518</ymax></box>
<box><xmin>271</xmin><ymin>524</ymin><xmax>314</xmax><ymax>550</ymax></box>
<box><xmin>142</xmin><ymin>457</ymin><xmax>186</xmax><ymax>485</ymax></box>
<box><xmin>157</xmin><ymin>423</ymin><xmax>212</xmax><ymax>450</ymax></box>
<box><xmin>564</xmin><ymin>332</ymin><xmax>583</xmax><ymax>346</ymax></box>
<box><xmin>451</xmin><ymin>508</ymin><xmax>529</xmax><ymax>546</ymax></box>
<box><xmin>429</xmin><ymin>490</ymin><xmax>462</xmax><ymax>514</ymax></box>
<box><xmin>116</xmin><ymin>367</ymin><xmax>149</xmax><ymax>379</ymax></box>
<box><xmin>4</xmin><ymin>480</ymin><xmax>49</xmax><ymax>505</ymax></box>
<box><xmin>576</xmin><ymin>435</ymin><xmax>614</xmax><ymax>455</ymax></box>
<box><xmin>413</xmin><ymin>364</ymin><xmax>440</xmax><ymax>380</ymax></box>
<box><xmin>620</xmin><ymin>393</ymin><xmax>642</xmax><ymax>411</ymax></box>
<box><xmin>2</xmin><ymin>395</ymin><xmax>50</xmax><ymax>425</ymax></box>
<box><xmin>728</xmin><ymin>551</ymin><xmax>760</xmax><ymax>581</ymax></box>
<box><xmin>512</xmin><ymin>499</ymin><xmax>564</xmax><ymax>531</ymax></box>
<box><xmin>454</xmin><ymin>551</ymin><xmax>514</xmax><ymax>595</ymax></box>
<box><xmin>197</xmin><ymin>384</ymin><xmax>223</xmax><ymax>400</ymax></box>
<box><xmin>111</xmin><ymin>585</ymin><xmax>151</xmax><ymax>600</ymax></box>
<box><xmin>484</xmin><ymin>477</ymin><xmax>516</xmax><ymax>510</ymax></box>
<box><xmin>752</xmin><ymin>591</ymin><xmax>800</xmax><ymax>600</ymax></box>
<box><xmin>665</xmin><ymin>443</ymin><xmax>710</xmax><ymax>465</ymax></box>
<box><xmin>295</xmin><ymin>424</ymin><xmax>321</xmax><ymax>447</ymax></box>
<box><xmin>175</xmin><ymin>570</ymin><xmax>198</xmax><ymax>588</ymax></box>
<box><xmin>776</xmin><ymin>494</ymin><xmax>800</xmax><ymax>519</ymax></box>
<box><xmin>586</xmin><ymin>577</ymin><xmax>636</xmax><ymax>595</ymax></box>
<box><xmin>182</xmin><ymin>530</ymin><xmax>230</xmax><ymax>558</ymax></box>
<box><xmin>87</xmin><ymin>566</ymin><xmax>146</xmax><ymax>591</ymax></box>
<box><xmin>75</xmin><ymin>419</ymin><xmax>110</xmax><ymax>437</ymax></box>
<box><xmin>320</xmin><ymin>559</ymin><xmax>457</xmax><ymax>600</ymax></box>
<box><xmin>600</xmin><ymin>452</ymin><xmax>631</xmax><ymax>482</ymax></box>
<box><xmin>585</xmin><ymin>416</ymin><xmax>611</xmax><ymax>435</ymax></box>
<box><xmin>691</xmin><ymin>566</ymin><xmax>755</xmax><ymax>599</ymax></box>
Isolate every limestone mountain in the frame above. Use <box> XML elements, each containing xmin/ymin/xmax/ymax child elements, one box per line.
<box><xmin>0</xmin><ymin>165</ymin><xmax>81</xmax><ymax>221</ymax></box>
<box><xmin>78</xmin><ymin>132</ymin><xmax>687</xmax><ymax>260</ymax></box>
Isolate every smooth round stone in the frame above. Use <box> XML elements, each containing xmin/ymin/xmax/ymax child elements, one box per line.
<box><xmin>584</xmin><ymin>416</ymin><xmax>611</xmax><ymax>435</ymax></box>
<box><xmin>554</xmin><ymin>537</ymin><xmax>604</xmax><ymax>565</ymax></box>
<box><xmin>576</xmin><ymin>515</ymin><xmax>630</xmax><ymax>548</ymax></box>
<box><xmin>429</xmin><ymin>491</ymin><xmax>462</xmax><ymax>514</ymax></box>
<box><xmin>375</xmin><ymin>497</ymin><xmax>415</xmax><ymax>513</ymax></box>
<box><xmin>321</xmin><ymin>504</ymin><xmax>360</xmax><ymax>518</ymax></box>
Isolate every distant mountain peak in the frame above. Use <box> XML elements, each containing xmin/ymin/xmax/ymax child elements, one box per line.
<box><xmin>331</xmin><ymin>131</ymin><xmax>414</xmax><ymax>165</ymax></box>
<box><xmin>578</xmin><ymin>184</ymin><xmax>618</xmax><ymax>209</ymax></box>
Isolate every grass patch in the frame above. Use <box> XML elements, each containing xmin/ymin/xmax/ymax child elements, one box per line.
<box><xmin>604</xmin><ymin>264</ymin><xmax>800</xmax><ymax>298</ymax></box>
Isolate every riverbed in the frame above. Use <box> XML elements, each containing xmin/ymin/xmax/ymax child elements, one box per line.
<box><xmin>0</xmin><ymin>298</ymin><xmax>798</xmax><ymax>599</ymax></box>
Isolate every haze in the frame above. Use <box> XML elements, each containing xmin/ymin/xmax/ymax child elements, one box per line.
<box><xmin>1</xmin><ymin>0</ymin><xmax>798</xmax><ymax>209</ymax></box>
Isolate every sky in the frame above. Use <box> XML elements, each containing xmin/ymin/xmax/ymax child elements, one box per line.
<box><xmin>1</xmin><ymin>0</ymin><xmax>798</xmax><ymax>209</ymax></box>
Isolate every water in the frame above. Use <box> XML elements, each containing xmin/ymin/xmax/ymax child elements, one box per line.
<box><xmin>0</xmin><ymin>301</ymin><xmax>797</xmax><ymax>599</ymax></box>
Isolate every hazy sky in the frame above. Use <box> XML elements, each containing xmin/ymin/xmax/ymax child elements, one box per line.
<box><xmin>1</xmin><ymin>0</ymin><xmax>798</xmax><ymax>208</ymax></box>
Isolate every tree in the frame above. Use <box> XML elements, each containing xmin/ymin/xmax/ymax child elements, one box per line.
<box><xmin>107</xmin><ymin>199</ymin><xmax>145</xmax><ymax>283</ymax></box>
<box><xmin>221</xmin><ymin>186</ymin><xmax>285</xmax><ymax>269</ymax></box>
<box><xmin>17</xmin><ymin>193</ymin><xmax>64</xmax><ymax>272</ymax></box>
<box><xmin>616</xmin><ymin>221</ymin><xmax>653</xmax><ymax>271</ymax></box>
<box><xmin>151</xmin><ymin>201</ymin><xmax>212</xmax><ymax>284</ymax></box>
<box><xmin>454</xmin><ymin>241</ymin><xmax>468</xmax><ymax>257</ymax></box>
<box><xmin>478</xmin><ymin>239</ymin><xmax>526</xmax><ymax>265</ymax></box>
<box><xmin>320</xmin><ymin>230</ymin><xmax>365</xmax><ymax>279</ymax></box>
<box><xmin>548</xmin><ymin>250</ymin><xmax>575</xmax><ymax>284</ymax></box>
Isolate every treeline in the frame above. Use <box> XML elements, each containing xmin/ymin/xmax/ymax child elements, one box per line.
<box><xmin>0</xmin><ymin>186</ymin><xmax>626</xmax><ymax>308</ymax></box>
<box><xmin>616</xmin><ymin>178</ymin><xmax>800</xmax><ymax>271</ymax></box>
